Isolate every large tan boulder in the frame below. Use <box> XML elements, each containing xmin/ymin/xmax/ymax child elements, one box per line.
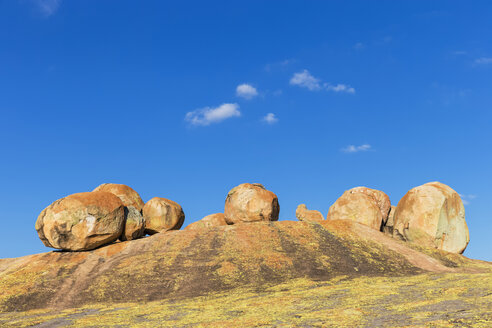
<box><xmin>35</xmin><ymin>192</ymin><xmax>125</xmax><ymax>251</ymax></box>
<box><xmin>93</xmin><ymin>183</ymin><xmax>145</xmax><ymax>212</ymax></box>
<box><xmin>393</xmin><ymin>182</ymin><xmax>469</xmax><ymax>254</ymax></box>
<box><xmin>184</xmin><ymin>213</ymin><xmax>228</xmax><ymax>231</ymax></box>
<box><xmin>326</xmin><ymin>187</ymin><xmax>391</xmax><ymax>230</ymax></box>
<box><xmin>224</xmin><ymin>183</ymin><xmax>280</xmax><ymax>224</ymax></box>
<box><xmin>143</xmin><ymin>197</ymin><xmax>185</xmax><ymax>234</ymax></box>
<box><xmin>296</xmin><ymin>204</ymin><xmax>324</xmax><ymax>222</ymax></box>
<box><xmin>120</xmin><ymin>206</ymin><xmax>145</xmax><ymax>241</ymax></box>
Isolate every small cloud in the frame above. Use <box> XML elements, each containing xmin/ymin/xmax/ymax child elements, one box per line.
<box><xmin>290</xmin><ymin>70</ymin><xmax>356</xmax><ymax>94</ymax></box>
<box><xmin>290</xmin><ymin>70</ymin><xmax>322</xmax><ymax>91</ymax></box>
<box><xmin>35</xmin><ymin>0</ymin><xmax>62</xmax><ymax>16</ymax></box>
<box><xmin>342</xmin><ymin>144</ymin><xmax>372</xmax><ymax>153</ymax></box>
<box><xmin>459</xmin><ymin>194</ymin><xmax>477</xmax><ymax>206</ymax></box>
<box><xmin>185</xmin><ymin>103</ymin><xmax>240</xmax><ymax>126</ymax></box>
<box><xmin>353</xmin><ymin>42</ymin><xmax>365</xmax><ymax>50</ymax></box>
<box><xmin>326</xmin><ymin>84</ymin><xmax>356</xmax><ymax>94</ymax></box>
<box><xmin>265</xmin><ymin>59</ymin><xmax>295</xmax><ymax>72</ymax></box>
<box><xmin>262</xmin><ymin>113</ymin><xmax>278</xmax><ymax>124</ymax></box>
<box><xmin>475</xmin><ymin>57</ymin><xmax>492</xmax><ymax>64</ymax></box>
<box><xmin>236</xmin><ymin>84</ymin><xmax>258</xmax><ymax>99</ymax></box>
<box><xmin>272</xmin><ymin>89</ymin><xmax>283</xmax><ymax>96</ymax></box>
<box><xmin>452</xmin><ymin>50</ymin><xmax>467</xmax><ymax>56</ymax></box>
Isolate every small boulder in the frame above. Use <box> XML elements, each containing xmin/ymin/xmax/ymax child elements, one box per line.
<box><xmin>120</xmin><ymin>206</ymin><xmax>145</xmax><ymax>241</ymax></box>
<box><xmin>224</xmin><ymin>183</ymin><xmax>280</xmax><ymax>224</ymax></box>
<box><xmin>296</xmin><ymin>204</ymin><xmax>324</xmax><ymax>222</ymax></box>
<box><xmin>93</xmin><ymin>183</ymin><xmax>145</xmax><ymax>212</ymax></box>
<box><xmin>383</xmin><ymin>206</ymin><xmax>396</xmax><ymax>235</ymax></box>
<box><xmin>35</xmin><ymin>191</ymin><xmax>125</xmax><ymax>251</ymax></box>
<box><xmin>393</xmin><ymin>182</ymin><xmax>469</xmax><ymax>254</ymax></box>
<box><xmin>184</xmin><ymin>213</ymin><xmax>228</xmax><ymax>231</ymax></box>
<box><xmin>326</xmin><ymin>187</ymin><xmax>391</xmax><ymax>230</ymax></box>
<box><xmin>143</xmin><ymin>197</ymin><xmax>185</xmax><ymax>234</ymax></box>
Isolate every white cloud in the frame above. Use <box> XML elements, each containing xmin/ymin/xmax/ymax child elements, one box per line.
<box><xmin>35</xmin><ymin>0</ymin><xmax>61</xmax><ymax>16</ymax></box>
<box><xmin>290</xmin><ymin>70</ymin><xmax>355</xmax><ymax>94</ymax></box>
<box><xmin>262</xmin><ymin>113</ymin><xmax>278</xmax><ymax>124</ymax></box>
<box><xmin>326</xmin><ymin>84</ymin><xmax>356</xmax><ymax>94</ymax></box>
<box><xmin>342</xmin><ymin>144</ymin><xmax>372</xmax><ymax>153</ymax></box>
<box><xmin>459</xmin><ymin>194</ymin><xmax>477</xmax><ymax>206</ymax></box>
<box><xmin>353</xmin><ymin>42</ymin><xmax>365</xmax><ymax>50</ymax></box>
<box><xmin>236</xmin><ymin>84</ymin><xmax>258</xmax><ymax>99</ymax></box>
<box><xmin>290</xmin><ymin>70</ymin><xmax>322</xmax><ymax>91</ymax></box>
<box><xmin>475</xmin><ymin>57</ymin><xmax>492</xmax><ymax>64</ymax></box>
<box><xmin>185</xmin><ymin>103</ymin><xmax>240</xmax><ymax>126</ymax></box>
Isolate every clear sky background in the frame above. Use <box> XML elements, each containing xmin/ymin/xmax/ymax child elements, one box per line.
<box><xmin>1</xmin><ymin>1</ymin><xmax>491</xmax><ymax>261</ymax></box>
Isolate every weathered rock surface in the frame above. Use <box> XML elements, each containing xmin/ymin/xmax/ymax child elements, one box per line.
<box><xmin>184</xmin><ymin>213</ymin><xmax>228</xmax><ymax>231</ymax></box>
<box><xmin>393</xmin><ymin>182</ymin><xmax>470</xmax><ymax>254</ymax></box>
<box><xmin>93</xmin><ymin>183</ymin><xmax>145</xmax><ymax>212</ymax></box>
<box><xmin>296</xmin><ymin>204</ymin><xmax>324</xmax><ymax>222</ymax></box>
<box><xmin>35</xmin><ymin>192</ymin><xmax>125</xmax><ymax>251</ymax></box>
<box><xmin>3</xmin><ymin>219</ymin><xmax>488</xmax><ymax>312</ymax></box>
<box><xmin>383</xmin><ymin>205</ymin><xmax>396</xmax><ymax>235</ymax></box>
<box><xmin>224</xmin><ymin>183</ymin><xmax>280</xmax><ymax>224</ymax></box>
<box><xmin>120</xmin><ymin>206</ymin><xmax>145</xmax><ymax>241</ymax></box>
<box><xmin>143</xmin><ymin>197</ymin><xmax>185</xmax><ymax>234</ymax></box>
<box><xmin>327</xmin><ymin>187</ymin><xmax>391</xmax><ymax>230</ymax></box>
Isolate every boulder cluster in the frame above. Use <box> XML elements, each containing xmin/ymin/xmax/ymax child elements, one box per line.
<box><xmin>35</xmin><ymin>181</ymin><xmax>469</xmax><ymax>254</ymax></box>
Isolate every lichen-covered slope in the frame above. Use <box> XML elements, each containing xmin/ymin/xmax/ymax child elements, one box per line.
<box><xmin>0</xmin><ymin>220</ymin><xmax>490</xmax><ymax>314</ymax></box>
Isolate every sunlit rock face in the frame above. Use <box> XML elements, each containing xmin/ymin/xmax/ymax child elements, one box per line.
<box><xmin>296</xmin><ymin>204</ymin><xmax>324</xmax><ymax>222</ymax></box>
<box><xmin>184</xmin><ymin>213</ymin><xmax>228</xmax><ymax>231</ymax></box>
<box><xmin>143</xmin><ymin>197</ymin><xmax>185</xmax><ymax>234</ymax></box>
<box><xmin>35</xmin><ymin>191</ymin><xmax>125</xmax><ymax>251</ymax></box>
<box><xmin>224</xmin><ymin>183</ymin><xmax>280</xmax><ymax>224</ymax></box>
<box><xmin>93</xmin><ymin>183</ymin><xmax>145</xmax><ymax>212</ymax></box>
<box><xmin>327</xmin><ymin>187</ymin><xmax>391</xmax><ymax>230</ymax></box>
<box><xmin>393</xmin><ymin>182</ymin><xmax>469</xmax><ymax>254</ymax></box>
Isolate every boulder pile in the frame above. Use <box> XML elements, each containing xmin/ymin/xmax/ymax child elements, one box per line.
<box><xmin>35</xmin><ymin>181</ymin><xmax>470</xmax><ymax>254</ymax></box>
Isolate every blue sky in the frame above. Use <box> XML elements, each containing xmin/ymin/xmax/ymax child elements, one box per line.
<box><xmin>1</xmin><ymin>1</ymin><xmax>491</xmax><ymax>260</ymax></box>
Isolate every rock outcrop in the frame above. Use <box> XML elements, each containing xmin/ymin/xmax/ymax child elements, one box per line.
<box><xmin>120</xmin><ymin>206</ymin><xmax>145</xmax><ymax>241</ymax></box>
<box><xmin>35</xmin><ymin>192</ymin><xmax>125</xmax><ymax>251</ymax></box>
<box><xmin>295</xmin><ymin>204</ymin><xmax>324</xmax><ymax>222</ymax></box>
<box><xmin>93</xmin><ymin>183</ymin><xmax>145</xmax><ymax>212</ymax></box>
<box><xmin>224</xmin><ymin>183</ymin><xmax>280</xmax><ymax>224</ymax></box>
<box><xmin>184</xmin><ymin>213</ymin><xmax>228</xmax><ymax>231</ymax></box>
<box><xmin>143</xmin><ymin>197</ymin><xmax>185</xmax><ymax>234</ymax></box>
<box><xmin>393</xmin><ymin>182</ymin><xmax>469</xmax><ymax>254</ymax></box>
<box><xmin>383</xmin><ymin>205</ymin><xmax>396</xmax><ymax>235</ymax></box>
<box><xmin>326</xmin><ymin>187</ymin><xmax>391</xmax><ymax>230</ymax></box>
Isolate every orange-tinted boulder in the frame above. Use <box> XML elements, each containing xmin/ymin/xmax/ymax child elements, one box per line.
<box><xmin>184</xmin><ymin>213</ymin><xmax>228</xmax><ymax>231</ymax></box>
<box><xmin>93</xmin><ymin>183</ymin><xmax>145</xmax><ymax>212</ymax></box>
<box><xmin>35</xmin><ymin>192</ymin><xmax>125</xmax><ymax>251</ymax></box>
<box><xmin>327</xmin><ymin>187</ymin><xmax>391</xmax><ymax>230</ymax></box>
<box><xmin>224</xmin><ymin>183</ymin><xmax>280</xmax><ymax>224</ymax></box>
<box><xmin>120</xmin><ymin>206</ymin><xmax>145</xmax><ymax>241</ymax></box>
<box><xmin>383</xmin><ymin>205</ymin><xmax>396</xmax><ymax>235</ymax></box>
<box><xmin>143</xmin><ymin>197</ymin><xmax>185</xmax><ymax>234</ymax></box>
<box><xmin>296</xmin><ymin>204</ymin><xmax>324</xmax><ymax>222</ymax></box>
<box><xmin>393</xmin><ymin>182</ymin><xmax>469</xmax><ymax>254</ymax></box>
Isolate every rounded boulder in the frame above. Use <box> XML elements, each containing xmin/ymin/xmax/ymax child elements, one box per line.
<box><xmin>93</xmin><ymin>183</ymin><xmax>145</xmax><ymax>212</ymax></box>
<box><xmin>184</xmin><ymin>213</ymin><xmax>228</xmax><ymax>231</ymax></box>
<box><xmin>143</xmin><ymin>197</ymin><xmax>185</xmax><ymax>234</ymax></box>
<box><xmin>393</xmin><ymin>182</ymin><xmax>469</xmax><ymax>254</ymax></box>
<box><xmin>327</xmin><ymin>187</ymin><xmax>391</xmax><ymax>230</ymax></box>
<box><xmin>35</xmin><ymin>191</ymin><xmax>125</xmax><ymax>251</ymax></box>
<box><xmin>296</xmin><ymin>204</ymin><xmax>324</xmax><ymax>222</ymax></box>
<box><xmin>224</xmin><ymin>183</ymin><xmax>280</xmax><ymax>224</ymax></box>
<box><xmin>120</xmin><ymin>206</ymin><xmax>145</xmax><ymax>241</ymax></box>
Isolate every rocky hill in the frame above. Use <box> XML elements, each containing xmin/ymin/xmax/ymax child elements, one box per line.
<box><xmin>0</xmin><ymin>182</ymin><xmax>490</xmax><ymax>327</ymax></box>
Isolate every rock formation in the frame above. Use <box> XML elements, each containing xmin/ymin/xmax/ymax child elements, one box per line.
<box><xmin>93</xmin><ymin>183</ymin><xmax>145</xmax><ymax>212</ymax></box>
<box><xmin>184</xmin><ymin>213</ymin><xmax>228</xmax><ymax>231</ymax></box>
<box><xmin>295</xmin><ymin>204</ymin><xmax>324</xmax><ymax>222</ymax></box>
<box><xmin>143</xmin><ymin>197</ymin><xmax>185</xmax><ymax>234</ymax></box>
<box><xmin>35</xmin><ymin>191</ymin><xmax>125</xmax><ymax>251</ymax></box>
<box><xmin>383</xmin><ymin>205</ymin><xmax>396</xmax><ymax>235</ymax></box>
<box><xmin>224</xmin><ymin>183</ymin><xmax>280</xmax><ymax>224</ymax></box>
<box><xmin>393</xmin><ymin>182</ymin><xmax>469</xmax><ymax>254</ymax></box>
<box><xmin>326</xmin><ymin>187</ymin><xmax>391</xmax><ymax>230</ymax></box>
<box><xmin>120</xmin><ymin>206</ymin><xmax>145</xmax><ymax>241</ymax></box>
